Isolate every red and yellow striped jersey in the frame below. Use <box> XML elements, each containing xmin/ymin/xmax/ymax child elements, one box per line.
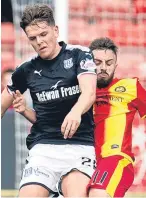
<box><xmin>94</xmin><ymin>78</ymin><xmax>146</xmax><ymax>162</ymax></box>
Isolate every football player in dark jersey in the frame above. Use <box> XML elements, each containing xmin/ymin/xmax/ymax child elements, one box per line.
<box><xmin>1</xmin><ymin>4</ymin><xmax>97</xmax><ymax>198</ymax></box>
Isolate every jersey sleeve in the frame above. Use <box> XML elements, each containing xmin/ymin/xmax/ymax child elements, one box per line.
<box><xmin>76</xmin><ymin>48</ymin><xmax>96</xmax><ymax>77</ymax></box>
<box><xmin>135</xmin><ymin>79</ymin><xmax>146</xmax><ymax>119</ymax></box>
<box><xmin>7</xmin><ymin>64</ymin><xmax>27</xmax><ymax>94</ymax></box>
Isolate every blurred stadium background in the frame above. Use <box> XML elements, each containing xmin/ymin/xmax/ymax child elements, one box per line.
<box><xmin>1</xmin><ymin>0</ymin><xmax>146</xmax><ymax>197</ymax></box>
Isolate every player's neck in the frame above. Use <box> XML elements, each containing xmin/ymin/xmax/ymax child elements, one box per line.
<box><xmin>49</xmin><ymin>43</ymin><xmax>62</xmax><ymax>60</ymax></box>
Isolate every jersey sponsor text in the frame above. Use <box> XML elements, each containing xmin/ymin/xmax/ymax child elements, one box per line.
<box><xmin>36</xmin><ymin>85</ymin><xmax>80</xmax><ymax>102</ymax></box>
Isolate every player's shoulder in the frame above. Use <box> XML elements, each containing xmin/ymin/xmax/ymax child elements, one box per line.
<box><xmin>14</xmin><ymin>55</ymin><xmax>38</xmax><ymax>72</ymax></box>
<box><xmin>65</xmin><ymin>43</ymin><xmax>90</xmax><ymax>53</ymax></box>
<box><xmin>115</xmin><ymin>77</ymin><xmax>140</xmax><ymax>89</ymax></box>
<box><xmin>118</xmin><ymin>77</ymin><xmax>139</xmax><ymax>83</ymax></box>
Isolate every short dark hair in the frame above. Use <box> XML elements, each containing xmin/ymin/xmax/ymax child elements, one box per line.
<box><xmin>89</xmin><ymin>37</ymin><xmax>118</xmax><ymax>57</ymax></box>
<box><xmin>20</xmin><ymin>4</ymin><xmax>55</xmax><ymax>31</ymax></box>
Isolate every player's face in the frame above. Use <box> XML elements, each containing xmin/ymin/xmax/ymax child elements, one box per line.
<box><xmin>93</xmin><ymin>49</ymin><xmax>117</xmax><ymax>88</ymax></box>
<box><xmin>25</xmin><ymin>21</ymin><xmax>59</xmax><ymax>59</ymax></box>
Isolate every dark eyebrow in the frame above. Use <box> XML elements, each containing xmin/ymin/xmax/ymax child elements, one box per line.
<box><xmin>28</xmin><ymin>31</ymin><xmax>48</xmax><ymax>39</ymax></box>
<box><xmin>94</xmin><ymin>58</ymin><xmax>114</xmax><ymax>61</ymax></box>
<box><xmin>40</xmin><ymin>31</ymin><xmax>48</xmax><ymax>34</ymax></box>
<box><xmin>94</xmin><ymin>59</ymin><xmax>102</xmax><ymax>61</ymax></box>
<box><xmin>28</xmin><ymin>36</ymin><xmax>36</xmax><ymax>39</ymax></box>
<box><xmin>106</xmin><ymin>59</ymin><xmax>114</xmax><ymax>62</ymax></box>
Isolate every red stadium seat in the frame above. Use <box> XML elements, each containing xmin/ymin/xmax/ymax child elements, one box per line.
<box><xmin>1</xmin><ymin>23</ymin><xmax>15</xmax><ymax>70</ymax></box>
<box><xmin>69</xmin><ymin>18</ymin><xmax>104</xmax><ymax>45</ymax></box>
<box><xmin>95</xmin><ymin>0</ymin><xmax>131</xmax><ymax>13</ymax></box>
<box><xmin>1</xmin><ymin>50</ymin><xmax>15</xmax><ymax>72</ymax></box>
<box><xmin>100</xmin><ymin>19</ymin><xmax>146</xmax><ymax>46</ymax></box>
<box><xmin>69</xmin><ymin>17</ymin><xmax>146</xmax><ymax>47</ymax></box>
<box><xmin>68</xmin><ymin>18</ymin><xmax>88</xmax><ymax>44</ymax></box>
<box><xmin>69</xmin><ymin>16</ymin><xmax>146</xmax><ymax>47</ymax></box>
<box><xmin>133</xmin><ymin>0</ymin><xmax>146</xmax><ymax>13</ymax></box>
<box><xmin>69</xmin><ymin>18</ymin><xmax>87</xmax><ymax>30</ymax></box>
<box><xmin>69</xmin><ymin>0</ymin><xmax>88</xmax><ymax>13</ymax></box>
<box><xmin>1</xmin><ymin>23</ymin><xmax>14</xmax><ymax>44</ymax></box>
<box><xmin>117</xmin><ymin>53</ymin><xmax>145</xmax><ymax>78</ymax></box>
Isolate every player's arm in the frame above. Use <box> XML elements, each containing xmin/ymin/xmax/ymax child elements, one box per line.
<box><xmin>2</xmin><ymin>62</ymin><xmax>33</xmax><ymax>121</ymax></box>
<box><xmin>72</xmin><ymin>73</ymin><xmax>97</xmax><ymax>114</ymax></box>
<box><xmin>61</xmin><ymin>49</ymin><xmax>97</xmax><ymax>139</ymax></box>
<box><xmin>20</xmin><ymin>108</ymin><xmax>36</xmax><ymax>124</ymax></box>
<box><xmin>61</xmin><ymin>73</ymin><xmax>96</xmax><ymax>139</ymax></box>
<box><xmin>1</xmin><ymin>88</ymin><xmax>14</xmax><ymax>118</ymax></box>
<box><xmin>13</xmin><ymin>90</ymin><xmax>37</xmax><ymax>124</ymax></box>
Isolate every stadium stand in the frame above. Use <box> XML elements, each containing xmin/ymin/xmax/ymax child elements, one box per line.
<box><xmin>1</xmin><ymin>23</ymin><xmax>15</xmax><ymax>71</ymax></box>
<box><xmin>133</xmin><ymin>0</ymin><xmax>146</xmax><ymax>14</ymax></box>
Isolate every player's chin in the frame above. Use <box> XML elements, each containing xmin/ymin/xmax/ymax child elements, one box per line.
<box><xmin>97</xmin><ymin>78</ymin><xmax>111</xmax><ymax>88</ymax></box>
<box><xmin>39</xmin><ymin>52</ymin><xmax>50</xmax><ymax>60</ymax></box>
<box><xmin>97</xmin><ymin>76</ymin><xmax>108</xmax><ymax>82</ymax></box>
<box><xmin>97</xmin><ymin>73</ymin><xmax>114</xmax><ymax>88</ymax></box>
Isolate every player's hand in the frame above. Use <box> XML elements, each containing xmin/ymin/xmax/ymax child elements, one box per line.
<box><xmin>13</xmin><ymin>90</ymin><xmax>26</xmax><ymax>113</ymax></box>
<box><xmin>61</xmin><ymin>110</ymin><xmax>81</xmax><ymax>139</ymax></box>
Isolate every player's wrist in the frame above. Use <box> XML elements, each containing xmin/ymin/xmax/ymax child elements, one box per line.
<box><xmin>19</xmin><ymin>107</ymin><xmax>27</xmax><ymax>115</ymax></box>
<box><xmin>70</xmin><ymin>106</ymin><xmax>83</xmax><ymax>116</ymax></box>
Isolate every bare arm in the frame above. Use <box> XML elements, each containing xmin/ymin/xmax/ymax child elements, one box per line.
<box><xmin>13</xmin><ymin>90</ymin><xmax>36</xmax><ymax>124</ymax></box>
<box><xmin>19</xmin><ymin>108</ymin><xmax>37</xmax><ymax>124</ymax></box>
<box><xmin>71</xmin><ymin>73</ymin><xmax>97</xmax><ymax>115</ymax></box>
<box><xmin>61</xmin><ymin>73</ymin><xmax>97</xmax><ymax>139</ymax></box>
<box><xmin>1</xmin><ymin>88</ymin><xmax>13</xmax><ymax>118</ymax></box>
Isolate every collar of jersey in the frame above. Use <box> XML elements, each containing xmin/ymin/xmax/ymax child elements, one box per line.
<box><xmin>38</xmin><ymin>41</ymin><xmax>66</xmax><ymax>63</ymax></box>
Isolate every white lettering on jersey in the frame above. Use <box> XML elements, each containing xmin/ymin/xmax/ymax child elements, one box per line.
<box><xmin>61</xmin><ymin>85</ymin><xmax>80</xmax><ymax>97</ymax></box>
<box><xmin>36</xmin><ymin>85</ymin><xmax>80</xmax><ymax>102</ymax></box>
<box><xmin>36</xmin><ymin>90</ymin><xmax>60</xmax><ymax>102</ymax></box>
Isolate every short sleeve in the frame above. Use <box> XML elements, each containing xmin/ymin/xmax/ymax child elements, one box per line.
<box><xmin>76</xmin><ymin>48</ymin><xmax>96</xmax><ymax>77</ymax></box>
<box><xmin>7</xmin><ymin>64</ymin><xmax>27</xmax><ymax>94</ymax></box>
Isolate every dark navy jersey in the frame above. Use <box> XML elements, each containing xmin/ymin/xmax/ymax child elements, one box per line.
<box><xmin>7</xmin><ymin>42</ymin><xmax>96</xmax><ymax>149</ymax></box>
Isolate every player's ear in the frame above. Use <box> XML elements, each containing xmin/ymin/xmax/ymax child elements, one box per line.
<box><xmin>54</xmin><ymin>25</ymin><xmax>59</xmax><ymax>38</ymax></box>
<box><xmin>114</xmin><ymin>60</ymin><xmax>118</xmax><ymax>69</ymax></box>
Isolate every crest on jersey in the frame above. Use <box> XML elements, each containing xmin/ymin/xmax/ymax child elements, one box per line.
<box><xmin>115</xmin><ymin>86</ymin><xmax>126</xmax><ymax>92</ymax></box>
<box><xmin>111</xmin><ymin>144</ymin><xmax>119</xmax><ymax>149</ymax></box>
<box><xmin>64</xmin><ymin>58</ymin><xmax>73</xmax><ymax>69</ymax></box>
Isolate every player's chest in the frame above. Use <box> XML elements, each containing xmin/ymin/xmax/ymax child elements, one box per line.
<box><xmin>95</xmin><ymin>89</ymin><xmax>136</xmax><ymax>109</ymax></box>
<box><xmin>26</xmin><ymin>64</ymin><xmax>80</xmax><ymax>103</ymax></box>
<box><xmin>27</xmin><ymin>63</ymin><xmax>77</xmax><ymax>92</ymax></box>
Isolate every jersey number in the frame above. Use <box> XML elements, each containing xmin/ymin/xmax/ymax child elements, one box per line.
<box><xmin>81</xmin><ymin>157</ymin><xmax>96</xmax><ymax>169</ymax></box>
<box><xmin>92</xmin><ymin>170</ymin><xmax>108</xmax><ymax>185</ymax></box>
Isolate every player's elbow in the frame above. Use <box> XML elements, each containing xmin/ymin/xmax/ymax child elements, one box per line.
<box><xmin>90</xmin><ymin>90</ymin><xmax>96</xmax><ymax>104</ymax></box>
<box><xmin>1</xmin><ymin>106</ymin><xmax>6</xmax><ymax>118</ymax></box>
